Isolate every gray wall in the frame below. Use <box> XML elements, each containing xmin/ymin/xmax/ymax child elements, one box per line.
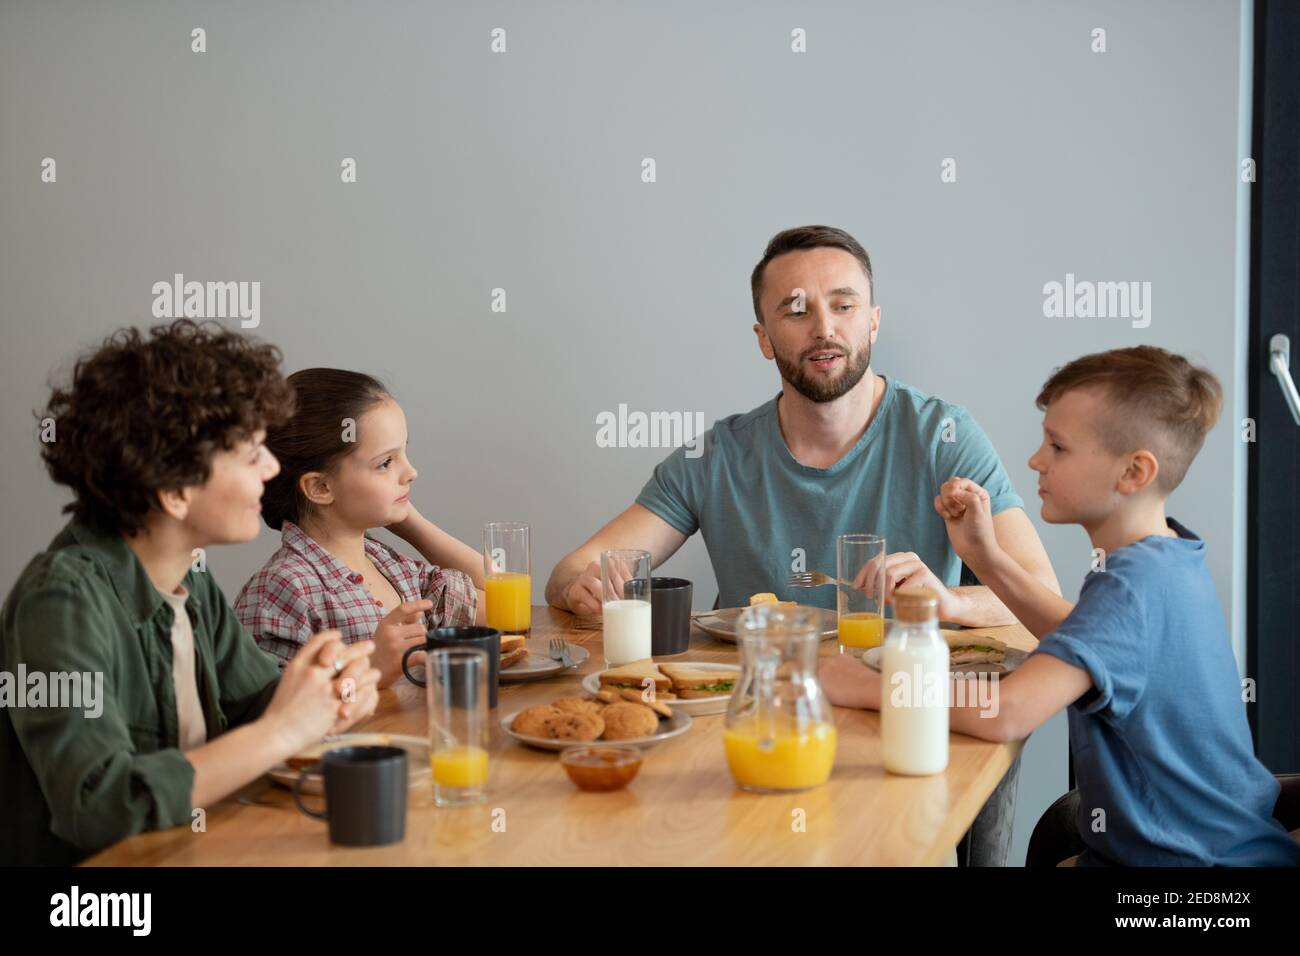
<box><xmin>0</xmin><ymin>0</ymin><xmax>1247</xmax><ymax>866</ymax></box>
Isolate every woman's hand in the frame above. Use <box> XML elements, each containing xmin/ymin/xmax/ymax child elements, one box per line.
<box><xmin>261</xmin><ymin>631</ymin><xmax>376</xmax><ymax>755</ymax></box>
<box><xmin>328</xmin><ymin>651</ymin><xmax>382</xmax><ymax>734</ymax></box>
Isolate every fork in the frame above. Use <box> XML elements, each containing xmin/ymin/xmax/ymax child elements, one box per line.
<box><xmin>237</xmin><ymin>794</ymin><xmax>293</xmax><ymax>810</ymax></box>
<box><xmin>787</xmin><ymin>570</ymin><xmax>848</xmax><ymax>589</ymax></box>
<box><xmin>548</xmin><ymin>637</ymin><xmax>576</xmax><ymax>668</ymax></box>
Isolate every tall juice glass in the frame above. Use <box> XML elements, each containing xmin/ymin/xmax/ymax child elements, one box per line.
<box><xmin>427</xmin><ymin>647</ymin><xmax>490</xmax><ymax>807</ymax></box>
<box><xmin>484</xmin><ymin>522</ymin><xmax>530</xmax><ymax>637</ymax></box>
<box><xmin>837</xmin><ymin>533</ymin><xmax>886</xmax><ymax>656</ymax></box>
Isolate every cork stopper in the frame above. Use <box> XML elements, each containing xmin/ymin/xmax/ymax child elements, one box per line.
<box><xmin>893</xmin><ymin>587</ymin><xmax>939</xmax><ymax>623</ymax></box>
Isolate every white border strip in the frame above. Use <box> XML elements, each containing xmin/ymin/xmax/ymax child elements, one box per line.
<box><xmin>1231</xmin><ymin>0</ymin><xmax>1254</xmax><ymax>675</ymax></box>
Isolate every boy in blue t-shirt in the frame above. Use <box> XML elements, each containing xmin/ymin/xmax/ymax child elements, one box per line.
<box><xmin>820</xmin><ymin>345</ymin><xmax>1299</xmax><ymax>866</ymax></box>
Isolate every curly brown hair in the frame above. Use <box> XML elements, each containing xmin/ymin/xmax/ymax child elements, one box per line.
<box><xmin>38</xmin><ymin>319</ymin><xmax>296</xmax><ymax>535</ymax></box>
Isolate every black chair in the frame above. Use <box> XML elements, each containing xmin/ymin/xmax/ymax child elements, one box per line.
<box><xmin>1025</xmin><ymin>773</ymin><xmax>1300</xmax><ymax>867</ymax></box>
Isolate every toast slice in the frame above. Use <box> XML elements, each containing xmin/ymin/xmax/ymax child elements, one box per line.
<box><xmin>500</xmin><ymin>646</ymin><xmax>529</xmax><ymax>669</ymax></box>
<box><xmin>659</xmin><ymin>663</ymin><xmax>738</xmax><ymax>698</ymax></box>
<box><xmin>597</xmin><ymin>658</ymin><xmax>670</xmax><ymax>693</ymax></box>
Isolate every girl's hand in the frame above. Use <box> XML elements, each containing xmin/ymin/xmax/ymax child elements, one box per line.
<box><xmin>386</xmin><ymin>501</ymin><xmax>426</xmax><ymax>541</ymax></box>
<box><xmin>372</xmin><ymin>599</ymin><xmax>433</xmax><ymax>688</ymax></box>
<box><xmin>933</xmin><ymin>477</ymin><xmax>1003</xmax><ymax>572</ymax></box>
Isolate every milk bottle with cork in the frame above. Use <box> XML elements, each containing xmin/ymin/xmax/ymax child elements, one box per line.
<box><xmin>880</xmin><ymin>587</ymin><xmax>949</xmax><ymax>775</ymax></box>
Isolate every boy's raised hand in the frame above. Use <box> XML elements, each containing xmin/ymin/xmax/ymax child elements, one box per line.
<box><xmin>934</xmin><ymin>477</ymin><xmax>1002</xmax><ymax>571</ymax></box>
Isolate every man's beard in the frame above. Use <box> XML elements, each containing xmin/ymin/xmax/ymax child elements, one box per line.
<box><xmin>773</xmin><ymin>338</ymin><xmax>872</xmax><ymax>404</ymax></box>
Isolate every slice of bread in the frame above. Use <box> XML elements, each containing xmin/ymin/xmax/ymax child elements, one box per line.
<box><xmin>500</xmin><ymin>646</ymin><xmax>529</xmax><ymax>669</ymax></box>
<box><xmin>597</xmin><ymin>658</ymin><xmax>670</xmax><ymax>693</ymax></box>
<box><xmin>659</xmin><ymin>663</ymin><xmax>737</xmax><ymax>698</ymax></box>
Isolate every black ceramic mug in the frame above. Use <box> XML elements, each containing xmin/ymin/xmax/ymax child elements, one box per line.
<box><xmin>648</xmin><ymin>577</ymin><xmax>693</xmax><ymax>655</ymax></box>
<box><xmin>292</xmin><ymin>745</ymin><xmax>407</xmax><ymax>847</ymax></box>
<box><xmin>403</xmin><ymin>626</ymin><xmax>501</xmax><ymax>708</ymax></box>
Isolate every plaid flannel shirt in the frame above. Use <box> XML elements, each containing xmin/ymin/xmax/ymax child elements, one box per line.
<box><xmin>234</xmin><ymin>520</ymin><xmax>477</xmax><ymax>668</ymax></box>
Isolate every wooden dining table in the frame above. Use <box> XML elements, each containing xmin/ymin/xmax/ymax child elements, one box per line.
<box><xmin>84</xmin><ymin>605</ymin><xmax>1036</xmax><ymax>867</ymax></box>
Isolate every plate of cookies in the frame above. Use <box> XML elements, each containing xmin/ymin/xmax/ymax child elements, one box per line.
<box><xmin>503</xmin><ymin>693</ymin><xmax>693</xmax><ymax>752</ymax></box>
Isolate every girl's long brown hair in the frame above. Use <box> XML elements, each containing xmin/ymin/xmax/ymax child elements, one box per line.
<box><xmin>260</xmin><ymin>368</ymin><xmax>389</xmax><ymax>530</ymax></box>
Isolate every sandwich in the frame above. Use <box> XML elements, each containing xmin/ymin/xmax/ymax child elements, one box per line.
<box><xmin>597</xmin><ymin>658</ymin><xmax>671</xmax><ymax>694</ymax></box>
<box><xmin>286</xmin><ymin>734</ymin><xmax>392</xmax><ymax>770</ymax></box>
<box><xmin>944</xmin><ymin>632</ymin><xmax>1009</xmax><ymax>667</ymax></box>
<box><xmin>500</xmin><ymin>633</ymin><xmax>529</xmax><ymax>669</ymax></box>
<box><xmin>659</xmin><ymin>663</ymin><xmax>738</xmax><ymax>699</ymax></box>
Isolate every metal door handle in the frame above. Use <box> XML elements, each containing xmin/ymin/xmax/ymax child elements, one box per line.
<box><xmin>1269</xmin><ymin>334</ymin><xmax>1300</xmax><ymax>426</ymax></box>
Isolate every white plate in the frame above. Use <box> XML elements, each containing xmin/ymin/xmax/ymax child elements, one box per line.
<box><xmin>581</xmin><ymin>663</ymin><xmax>740</xmax><ymax>716</ymax></box>
<box><xmin>409</xmin><ymin>642</ymin><xmax>590</xmax><ymax>685</ymax></box>
<box><xmin>861</xmin><ymin>646</ymin><xmax>1029</xmax><ymax>675</ymax></box>
<box><xmin>269</xmin><ymin>733</ymin><xmax>430</xmax><ymax>795</ymax></box>
<box><xmin>501</xmin><ymin>706</ymin><xmax>693</xmax><ymax>752</ymax></box>
<box><xmin>499</xmin><ymin>644</ymin><xmax>590</xmax><ymax>682</ymax></box>
<box><xmin>692</xmin><ymin>606</ymin><xmax>838</xmax><ymax>643</ymax></box>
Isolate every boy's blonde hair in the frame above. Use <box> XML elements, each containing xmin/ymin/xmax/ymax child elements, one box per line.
<box><xmin>1035</xmin><ymin>346</ymin><xmax>1223</xmax><ymax>495</ymax></box>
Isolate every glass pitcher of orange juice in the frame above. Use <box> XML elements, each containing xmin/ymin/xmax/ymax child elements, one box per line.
<box><xmin>723</xmin><ymin>604</ymin><xmax>837</xmax><ymax>792</ymax></box>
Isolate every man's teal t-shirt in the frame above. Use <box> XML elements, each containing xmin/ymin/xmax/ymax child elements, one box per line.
<box><xmin>635</xmin><ymin>374</ymin><xmax>1025</xmax><ymax>609</ymax></box>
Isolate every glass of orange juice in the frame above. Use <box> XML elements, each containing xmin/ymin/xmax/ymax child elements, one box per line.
<box><xmin>427</xmin><ymin>647</ymin><xmax>490</xmax><ymax>807</ymax></box>
<box><xmin>837</xmin><ymin>533</ymin><xmax>886</xmax><ymax>656</ymax></box>
<box><xmin>484</xmin><ymin>522</ymin><xmax>530</xmax><ymax>637</ymax></box>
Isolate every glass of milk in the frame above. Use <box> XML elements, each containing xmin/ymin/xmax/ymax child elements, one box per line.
<box><xmin>880</xmin><ymin>587</ymin><xmax>949</xmax><ymax>776</ymax></box>
<box><xmin>600</xmin><ymin>549</ymin><xmax>652</xmax><ymax>667</ymax></box>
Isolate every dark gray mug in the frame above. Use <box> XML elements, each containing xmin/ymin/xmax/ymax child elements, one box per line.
<box><xmin>650</xmin><ymin>576</ymin><xmax>692</xmax><ymax>655</ymax></box>
<box><xmin>293</xmin><ymin>745</ymin><xmax>407</xmax><ymax>847</ymax></box>
<box><xmin>403</xmin><ymin>626</ymin><xmax>501</xmax><ymax>708</ymax></box>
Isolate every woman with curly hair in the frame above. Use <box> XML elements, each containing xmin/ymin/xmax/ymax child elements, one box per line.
<box><xmin>0</xmin><ymin>320</ymin><xmax>382</xmax><ymax>864</ymax></box>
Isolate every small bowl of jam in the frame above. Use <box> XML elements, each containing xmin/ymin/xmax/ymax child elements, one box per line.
<box><xmin>560</xmin><ymin>747</ymin><xmax>643</xmax><ymax>791</ymax></box>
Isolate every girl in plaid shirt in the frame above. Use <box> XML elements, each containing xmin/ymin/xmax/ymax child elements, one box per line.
<box><xmin>235</xmin><ymin>369</ymin><xmax>485</xmax><ymax>688</ymax></box>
